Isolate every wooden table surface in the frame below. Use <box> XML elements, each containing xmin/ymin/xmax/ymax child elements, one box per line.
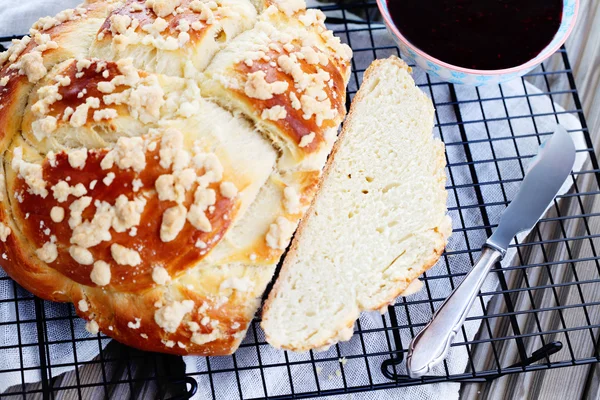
<box><xmin>3</xmin><ymin>0</ymin><xmax>599</xmax><ymax>399</ymax></box>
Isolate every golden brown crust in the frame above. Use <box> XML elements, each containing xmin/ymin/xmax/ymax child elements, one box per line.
<box><xmin>75</xmin><ymin>284</ymin><xmax>251</xmax><ymax>355</ymax></box>
<box><xmin>0</xmin><ymin>3</ymin><xmax>108</xmax><ymax>150</ymax></box>
<box><xmin>261</xmin><ymin>56</ymin><xmax>451</xmax><ymax>352</ymax></box>
<box><xmin>0</xmin><ymin>139</ymin><xmax>253</xmax><ymax>355</ymax></box>
<box><xmin>11</xmin><ymin>150</ymin><xmax>233</xmax><ymax>292</ymax></box>
<box><xmin>0</xmin><ymin>72</ymin><xmax>29</xmax><ymax>152</ymax></box>
<box><xmin>201</xmin><ymin>7</ymin><xmax>353</xmax><ymax>165</ymax></box>
<box><xmin>230</xmin><ymin>43</ymin><xmax>346</xmax><ymax>153</ymax></box>
<box><xmin>41</xmin><ymin>59</ymin><xmax>126</xmax><ymax>117</ymax></box>
<box><xmin>0</xmin><ymin>238</ymin><xmax>249</xmax><ymax>355</ymax></box>
<box><xmin>98</xmin><ymin>0</ymin><xmax>224</xmax><ymax>45</ymax></box>
<box><xmin>91</xmin><ymin>0</ymin><xmax>258</xmax><ymax>76</ymax></box>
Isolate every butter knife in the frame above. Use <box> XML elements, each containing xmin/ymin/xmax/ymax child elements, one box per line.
<box><xmin>406</xmin><ymin>125</ymin><xmax>577</xmax><ymax>378</ymax></box>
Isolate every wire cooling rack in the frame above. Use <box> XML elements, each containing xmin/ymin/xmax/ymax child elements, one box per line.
<box><xmin>1</xmin><ymin>0</ymin><xmax>599</xmax><ymax>399</ymax></box>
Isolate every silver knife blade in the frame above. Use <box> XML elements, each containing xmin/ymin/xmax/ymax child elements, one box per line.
<box><xmin>487</xmin><ymin>125</ymin><xmax>576</xmax><ymax>252</ymax></box>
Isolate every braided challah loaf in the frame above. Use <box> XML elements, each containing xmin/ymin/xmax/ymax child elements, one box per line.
<box><xmin>0</xmin><ymin>0</ymin><xmax>351</xmax><ymax>355</ymax></box>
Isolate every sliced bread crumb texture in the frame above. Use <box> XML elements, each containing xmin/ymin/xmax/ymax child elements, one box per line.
<box><xmin>261</xmin><ymin>56</ymin><xmax>452</xmax><ymax>352</ymax></box>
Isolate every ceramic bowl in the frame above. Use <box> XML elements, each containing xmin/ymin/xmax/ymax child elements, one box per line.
<box><xmin>376</xmin><ymin>0</ymin><xmax>579</xmax><ymax>86</ymax></box>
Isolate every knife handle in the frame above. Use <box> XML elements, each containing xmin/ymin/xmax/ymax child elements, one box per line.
<box><xmin>406</xmin><ymin>246</ymin><xmax>503</xmax><ymax>378</ymax></box>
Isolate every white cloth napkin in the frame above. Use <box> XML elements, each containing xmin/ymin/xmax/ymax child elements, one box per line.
<box><xmin>0</xmin><ymin>1</ymin><xmax>588</xmax><ymax>398</ymax></box>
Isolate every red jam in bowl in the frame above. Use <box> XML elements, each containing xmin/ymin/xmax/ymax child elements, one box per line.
<box><xmin>386</xmin><ymin>0</ymin><xmax>563</xmax><ymax>70</ymax></box>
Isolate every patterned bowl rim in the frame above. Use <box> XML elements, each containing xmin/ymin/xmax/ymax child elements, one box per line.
<box><xmin>376</xmin><ymin>0</ymin><xmax>580</xmax><ymax>76</ymax></box>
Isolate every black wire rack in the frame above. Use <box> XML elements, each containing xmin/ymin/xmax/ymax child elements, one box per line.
<box><xmin>1</xmin><ymin>1</ymin><xmax>599</xmax><ymax>399</ymax></box>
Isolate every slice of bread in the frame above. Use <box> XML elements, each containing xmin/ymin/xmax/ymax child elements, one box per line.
<box><xmin>261</xmin><ymin>56</ymin><xmax>452</xmax><ymax>352</ymax></box>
